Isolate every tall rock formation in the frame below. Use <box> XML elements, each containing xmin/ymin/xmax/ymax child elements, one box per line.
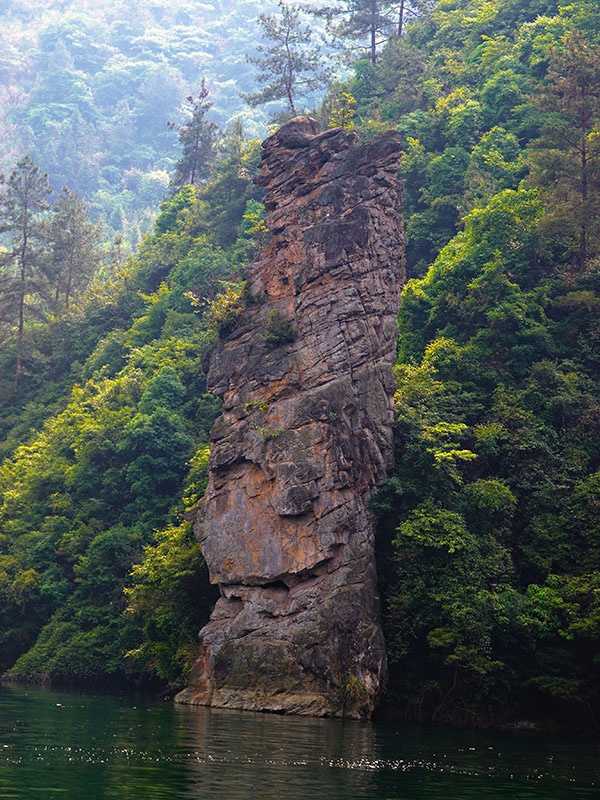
<box><xmin>176</xmin><ymin>117</ymin><xmax>405</xmax><ymax>719</ymax></box>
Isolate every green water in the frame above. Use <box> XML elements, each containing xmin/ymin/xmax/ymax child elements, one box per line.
<box><xmin>0</xmin><ymin>684</ymin><xmax>598</xmax><ymax>799</ymax></box>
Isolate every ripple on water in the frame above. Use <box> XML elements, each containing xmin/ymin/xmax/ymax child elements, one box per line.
<box><xmin>0</xmin><ymin>685</ymin><xmax>599</xmax><ymax>800</ymax></box>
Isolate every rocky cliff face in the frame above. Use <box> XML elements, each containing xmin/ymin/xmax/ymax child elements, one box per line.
<box><xmin>176</xmin><ymin>117</ymin><xmax>405</xmax><ymax>719</ymax></box>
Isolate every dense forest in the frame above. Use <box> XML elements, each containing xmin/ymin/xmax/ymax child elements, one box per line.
<box><xmin>2</xmin><ymin>0</ymin><xmax>600</xmax><ymax>730</ymax></box>
<box><xmin>0</xmin><ymin>0</ymin><xmax>324</xmax><ymax>246</ymax></box>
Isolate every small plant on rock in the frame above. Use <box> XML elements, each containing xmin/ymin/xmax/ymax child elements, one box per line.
<box><xmin>264</xmin><ymin>310</ymin><xmax>295</xmax><ymax>347</ymax></box>
<box><xmin>204</xmin><ymin>281</ymin><xmax>248</xmax><ymax>337</ymax></box>
<box><xmin>341</xmin><ymin>674</ymin><xmax>368</xmax><ymax>712</ymax></box>
<box><xmin>329</xmin><ymin>90</ymin><xmax>357</xmax><ymax>131</ymax></box>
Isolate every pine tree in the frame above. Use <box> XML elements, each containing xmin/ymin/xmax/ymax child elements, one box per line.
<box><xmin>244</xmin><ymin>1</ymin><xmax>325</xmax><ymax>115</ymax></box>
<box><xmin>168</xmin><ymin>80</ymin><xmax>218</xmax><ymax>191</ymax></box>
<box><xmin>397</xmin><ymin>0</ymin><xmax>407</xmax><ymax>36</ymax></box>
<box><xmin>47</xmin><ymin>188</ymin><xmax>104</xmax><ymax>310</ymax></box>
<box><xmin>0</xmin><ymin>156</ymin><xmax>51</xmax><ymax>390</ymax></box>
<box><xmin>311</xmin><ymin>0</ymin><xmax>398</xmax><ymax>64</ymax></box>
<box><xmin>397</xmin><ymin>0</ymin><xmax>430</xmax><ymax>36</ymax></box>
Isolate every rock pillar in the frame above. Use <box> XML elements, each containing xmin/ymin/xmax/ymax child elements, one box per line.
<box><xmin>176</xmin><ymin>117</ymin><xmax>405</xmax><ymax>718</ymax></box>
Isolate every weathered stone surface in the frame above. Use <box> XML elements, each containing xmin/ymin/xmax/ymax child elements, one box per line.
<box><xmin>175</xmin><ymin>117</ymin><xmax>405</xmax><ymax>719</ymax></box>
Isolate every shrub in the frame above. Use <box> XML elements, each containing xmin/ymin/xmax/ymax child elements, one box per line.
<box><xmin>264</xmin><ymin>310</ymin><xmax>295</xmax><ymax>347</ymax></box>
<box><xmin>203</xmin><ymin>281</ymin><xmax>248</xmax><ymax>337</ymax></box>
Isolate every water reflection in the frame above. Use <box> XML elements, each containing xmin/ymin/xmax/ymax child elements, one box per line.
<box><xmin>0</xmin><ymin>684</ymin><xmax>599</xmax><ymax>800</ymax></box>
<box><xmin>179</xmin><ymin>704</ymin><xmax>378</xmax><ymax>799</ymax></box>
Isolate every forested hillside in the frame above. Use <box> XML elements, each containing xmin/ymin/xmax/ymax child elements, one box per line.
<box><xmin>0</xmin><ymin>125</ymin><xmax>263</xmax><ymax>682</ymax></box>
<box><xmin>0</xmin><ymin>0</ymin><xmax>315</xmax><ymax>244</ymax></box>
<box><xmin>355</xmin><ymin>0</ymin><xmax>600</xmax><ymax>728</ymax></box>
<box><xmin>2</xmin><ymin>0</ymin><xmax>600</xmax><ymax>729</ymax></box>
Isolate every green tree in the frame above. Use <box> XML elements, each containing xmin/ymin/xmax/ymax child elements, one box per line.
<box><xmin>0</xmin><ymin>156</ymin><xmax>52</xmax><ymax>390</ymax></box>
<box><xmin>126</xmin><ymin>521</ymin><xmax>215</xmax><ymax>682</ymax></box>
<box><xmin>328</xmin><ymin>90</ymin><xmax>357</xmax><ymax>129</ymax></box>
<box><xmin>47</xmin><ymin>188</ymin><xmax>104</xmax><ymax>310</ymax></box>
<box><xmin>312</xmin><ymin>0</ymin><xmax>399</xmax><ymax>64</ymax></box>
<box><xmin>397</xmin><ymin>0</ymin><xmax>432</xmax><ymax>37</ymax></box>
<box><xmin>168</xmin><ymin>81</ymin><xmax>219</xmax><ymax>191</ymax></box>
<box><xmin>244</xmin><ymin>1</ymin><xmax>325</xmax><ymax>115</ymax></box>
<box><xmin>529</xmin><ymin>31</ymin><xmax>600</xmax><ymax>271</ymax></box>
<box><xmin>199</xmin><ymin>121</ymin><xmax>263</xmax><ymax>248</ymax></box>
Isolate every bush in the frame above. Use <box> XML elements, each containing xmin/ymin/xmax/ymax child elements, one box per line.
<box><xmin>204</xmin><ymin>281</ymin><xmax>247</xmax><ymax>337</ymax></box>
<box><xmin>264</xmin><ymin>310</ymin><xmax>295</xmax><ymax>347</ymax></box>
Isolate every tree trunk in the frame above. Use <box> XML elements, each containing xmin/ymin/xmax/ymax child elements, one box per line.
<box><xmin>15</xmin><ymin>286</ymin><xmax>24</xmax><ymax>391</ymax></box>
<box><xmin>579</xmin><ymin>119</ymin><xmax>588</xmax><ymax>272</ymax></box>
<box><xmin>371</xmin><ymin>21</ymin><xmax>377</xmax><ymax>64</ymax></box>
<box><xmin>15</xmin><ymin>215</ymin><xmax>28</xmax><ymax>391</ymax></box>
<box><xmin>286</xmin><ymin>83</ymin><xmax>297</xmax><ymax>115</ymax></box>
<box><xmin>284</xmin><ymin>23</ymin><xmax>297</xmax><ymax>115</ymax></box>
<box><xmin>398</xmin><ymin>0</ymin><xmax>405</xmax><ymax>36</ymax></box>
<box><xmin>66</xmin><ymin>247</ymin><xmax>75</xmax><ymax>309</ymax></box>
<box><xmin>190</xmin><ymin>126</ymin><xmax>200</xmax><ymax>185</ymax></box>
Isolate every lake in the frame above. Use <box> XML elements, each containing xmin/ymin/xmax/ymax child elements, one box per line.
<box><xmin>0</xmin><ymin>684</ymin><xmax>598</xmax><ymax>799</ymax></box>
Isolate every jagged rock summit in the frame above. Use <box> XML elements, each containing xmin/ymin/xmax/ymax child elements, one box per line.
<box><xmin>176</xmin><ymin>117</ymin><xmax>406</xmax><ymax>719</ymax></box>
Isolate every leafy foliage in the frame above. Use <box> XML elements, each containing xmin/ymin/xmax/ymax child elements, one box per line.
<box><xmin>0</xmin><ymin>142</ymin><xmax>262</xmax><ymax>685</ymax></box>
<box><xmin>200</xmin><ymin>281</ymin><xmax>249</xmax><ymax>339</ymax></box>
<box><xmin>527</xmin><ymin>31</ymin><xmax>600</xmax><ymax>271</ymax></box>
<box><xmin>377</xmin><ymin>182</ymin><xmax>600</xmax><ymax>727</ymax></box>
<box><xmin>126</xmin><ymin>520</ymin><xmax>216</xmax><ymax>683</ymax></box>
<box><xmin>264</xmin><ymin>310</ymin><xmax>296</xmax><ymax>347</ymax></box>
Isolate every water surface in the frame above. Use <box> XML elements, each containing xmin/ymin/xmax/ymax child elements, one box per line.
<box><xmin>0</xmin><ymin>684</ymin><xmax>598</xmax><ymax>799</ymax></box>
